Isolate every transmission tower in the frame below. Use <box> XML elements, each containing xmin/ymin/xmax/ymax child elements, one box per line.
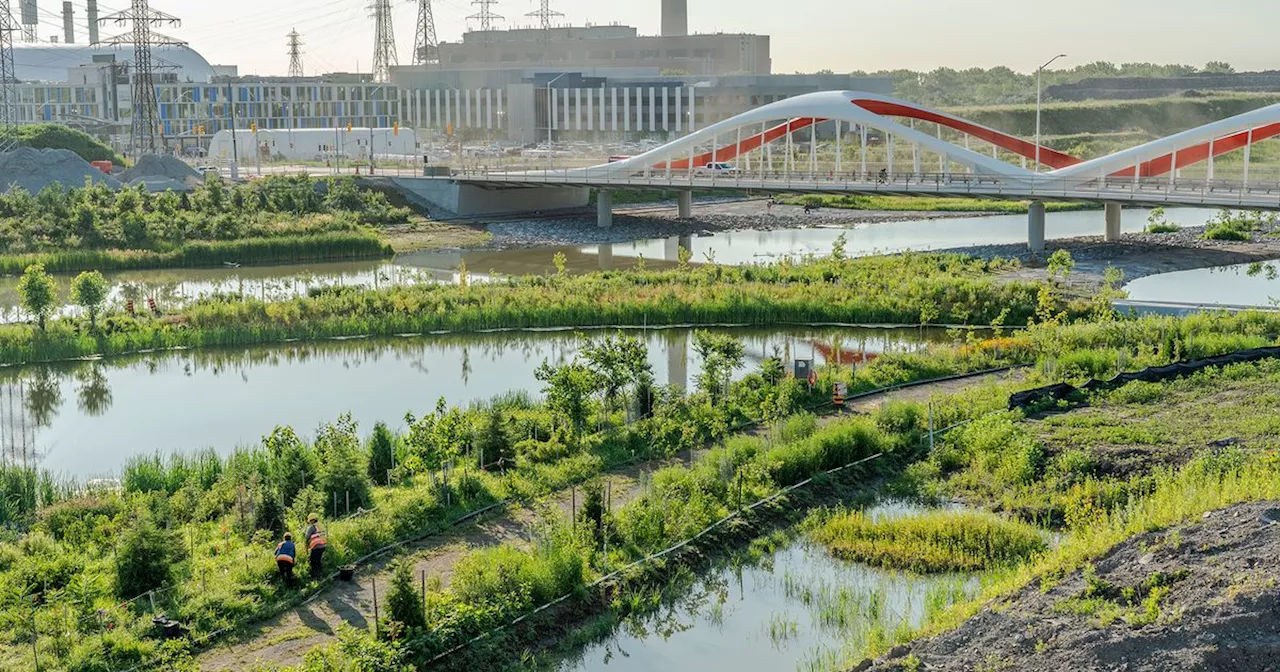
<box><xmin>287</xmin><ymin>28</ymin><xmax>304</xmax><ymax>77</ymax></box>
<box><xmin>0</xmin><ymin>0</ymin><xmax>18</xmax><ymax>152</ymax></box>
<box><xmin>467</xmin><ymin>0</ymin><xmax>503</xmax><ymax>32</ymax></box>
<box><xmin>412</xmin><ymin>0</ymin><xmax>439</xmax><ymax>65</ymax></box>
<box><xmin>370</xmin><ymin>0</ymin><xmax>397</xmax><ymax>83</ymax></box>
<box><xmin>98</xmin><ymin>0</ymin><xmax>183</xmax><ymax>155</ymax></box>
<box><xmin>525</xmin><ymin>0</ymin><xmax>562</xmax><ymax>30</ymax></box>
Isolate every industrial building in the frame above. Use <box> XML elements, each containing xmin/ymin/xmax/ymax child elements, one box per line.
<box><xmin>0</xmin><ymin>0</ymin><xmax>891</xmax><ymax>148</ymax></box>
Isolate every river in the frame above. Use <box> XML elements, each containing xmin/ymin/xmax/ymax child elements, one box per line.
<box><xmin>0</xmin><ymin>325</ymin><xmax>948</xmax><ymax>478</ymax></box>
<box><xmin>1124</xmin><ymin>260</ymin><xmax>1280</xmax><ymax>308</ymax></box>
<box><xmin>0</xmin><ymin>206</ymin><xmax>1224</xmax><ymax>321</ymax></box>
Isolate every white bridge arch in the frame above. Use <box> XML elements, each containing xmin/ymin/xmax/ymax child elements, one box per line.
<box><xmin>455</xmin><ymin>90</ymin><xmax>1280</xmax><ymax>250</ymax></box>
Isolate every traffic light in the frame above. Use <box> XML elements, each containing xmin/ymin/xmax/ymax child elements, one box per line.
<box><xmin>393</xmin><ymin>121</ymin><xmax>399</xmax><ymax>136</ymax></box>
<box><xmin>347</xmin><ymin>121</ymin><xmax>353</xmax><ymax>132</ymax></box>
<box><xmin>250</xmin><ymin>122</ymin><xmax>257</xmax><ymax>133</ymax></box>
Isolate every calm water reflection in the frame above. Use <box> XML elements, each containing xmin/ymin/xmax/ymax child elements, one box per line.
<box><xmin>549</xmin><ymin>500</ymin><xmax>977</xmax><ymax>672</ymax></box>
<box><xmin>0</xmin><ymin>326</ymin><xmax>949</xmax><ymax>478</ymax></box>
<box><xmin>1124</xmin><ymin>261</ymin><xmax>1280</xmax><ymax>307</ymax></box>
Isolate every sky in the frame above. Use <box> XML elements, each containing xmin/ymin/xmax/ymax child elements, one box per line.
<box><xmin>37</xmin><ymin>0</ymin><xmax>1280</xmax><ymax>77</ymax></box>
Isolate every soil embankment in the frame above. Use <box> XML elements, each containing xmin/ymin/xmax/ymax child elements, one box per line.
<box><xmin>856</xmin><ymin>500</ymin><xmax>1280</xmax><ymax>672</ymax></box>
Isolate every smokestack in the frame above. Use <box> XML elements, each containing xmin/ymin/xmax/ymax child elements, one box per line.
<box><xmin>62</xmin><ymin>1</ymin><xmax>74</xmax><ymax>44</ymax></box>
<box><xmin>87</xmin><ymin>0</ymin><xmax>99</xmax><ymax>45</ymax></box>
<box><xmin>661</xmin><ymin>0</ymin><xmax>687</xmax><ymax>37</ymax></box>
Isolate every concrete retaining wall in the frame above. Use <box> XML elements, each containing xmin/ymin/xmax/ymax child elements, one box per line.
<box><xmin>391</xmin><ymin>177</ymin><xmax>590</xmax><ymax>217</ymax></box>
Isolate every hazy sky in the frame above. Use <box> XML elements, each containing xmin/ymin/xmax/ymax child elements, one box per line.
<box><xmin>47</xmin><ymin>0</ymin><xmax>1280</xmax><ymax>76</ymax></box>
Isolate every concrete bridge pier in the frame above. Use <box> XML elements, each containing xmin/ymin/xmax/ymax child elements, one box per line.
<box><xmin>597</xmin><ymin>189</ymin><xmax>613</xmax><ymax>228</ymax></box>
<box><xmin>1028</xmin><ymin>201</ymin><xmax>1046</xmax><ymax>254</ymax></box>
<box><xmin>677</xmin><ymin>190</ymin><xmax>693</xmax><ymax>219</ymax></box>
<box><xmin>1104</xmin><ymin>203</ymin><xmax>1122</xmax><ymax>241</ymax></box>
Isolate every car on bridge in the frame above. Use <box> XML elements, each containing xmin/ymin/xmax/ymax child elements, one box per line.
<box><xmin>695</xmin><ymin>162</ymin><xmax>739</xmax><ymax>176</ymax></box>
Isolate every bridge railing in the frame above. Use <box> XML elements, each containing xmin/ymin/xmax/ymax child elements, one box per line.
<box><xmin>453</xmin><ymin>167</ymin><xmax>1280</xmax><ymax>208</ymax></box>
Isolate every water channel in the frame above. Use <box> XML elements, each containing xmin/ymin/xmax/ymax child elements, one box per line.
<box><xmin>0</xmin><ymin>206</ymin><xmax>1224</xmax><ymax>321</ymax></box>
<box><xmin>547</xmin><ymin>500</ymin><xmax>979</xmax><ymax>672</ymax></box>
<box><xmin>1123</xmin><ymin>260</ymin><xmax>1280</xmax><ymax>308</ymax></box>
<box><xmin>0</xmin><ymin>325</ymin><xmax>948</xmax><ymax>478</ymax></box>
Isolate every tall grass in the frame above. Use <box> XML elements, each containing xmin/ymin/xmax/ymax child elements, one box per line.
<box><xmin>812</xmin><ymin>510</ymin><xmax>1047</xmax><ymax>573</ymax></box>
<box><xmin>0</xmin><ymin>232</ymin><xmax>391</xmax><ymax>274</ymax></box>
<box><xmin>0</xmin><ymin>253</ymin><xmax>1043</xmax><ymax>366</ymax></box>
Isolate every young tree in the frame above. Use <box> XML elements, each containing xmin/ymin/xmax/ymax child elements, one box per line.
<box><xmin>476</xmin><ymin>405</ymin><xmax>514</xmax><ymax>470</ymax></box>
<box><xmin>70</xmin><ymin>270</ymin><xmax>109</xmax><ymax>330</ymax></box>
<box><xmin>17</xmin><ymin>263</ymin><xmax>57</xmax><ymax>332</ymax></box>
<box><xmin>384</xmin><ymin>559</ymin><xmax>425</xmax><ymax>631</ymax></box>
<box><xmin>535</xmin><ymin>360</ymin><xmax>601</xmax><ymax>439</ymax></box>
<box><xmin>368</xmin><ymin>422</ymin><xmax>396</xmax><ymax>486</ymax></box>
<box><xmin>315</xmin><ymin>415</ymin><xmax>373</xmax><ymax>514</ymax></box>
<box><xmin>580</xmin><ymin>331</ymin><xmax>652</xmax><ymax>415</ymax></box>
<box><xmin>692</xmin><ymin>331</ymin><xmax>746</xmax><ymax>404</ymax></box>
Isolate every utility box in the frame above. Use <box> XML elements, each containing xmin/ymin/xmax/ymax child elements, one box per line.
<box><xmin>793</xmin><ymin>359</ymin><xmax>813</xmax><ymax>381</ymax></box>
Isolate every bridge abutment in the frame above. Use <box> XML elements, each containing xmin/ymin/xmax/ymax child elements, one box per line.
<box><xmin>1104</xmin><ymin>203</ymin><xmax>1122</xmax><ymax>241</ymax></box>
<box><xmin>597</xmin><ymin>190</ymin><xmax>613</xmax><ymax>228</ymax></box>
<box><xmin>677</xmin><ymin>190</ymin><xmax>693</xmax><ymax>219</ymax></box>
<box><xmin>1028</xmin><ymin>201</ymin><xmax>1046</xmax><ymax>254</ymax></box>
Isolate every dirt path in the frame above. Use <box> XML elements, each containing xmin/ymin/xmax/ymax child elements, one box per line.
<box><xmin>196</xmin><ymin>368</ymin><xmax>1023</xmax><ymax>671</ymax></box>
<box><xmin>856</xmin><ymin>500</ymin><xmax>1280</xmax><ymax>672</ymax></box>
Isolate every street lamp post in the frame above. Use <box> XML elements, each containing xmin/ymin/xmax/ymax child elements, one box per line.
<box><xmin>546</xmin><ymin>73</ymin><xmax>568</xmax><ymax>168</ymax></box>
<box><xmin>1035</xmin><ymin>53</ymin><xmax>1067</xmax><ymax>174</ymax></box>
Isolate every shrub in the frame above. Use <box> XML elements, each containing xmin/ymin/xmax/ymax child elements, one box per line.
<box><xmin>115</xmin><ymin>512</ymin><xmax>181</xmax><ymax>597</ymax></box>
<box><xmin>385</xmin><ymin>559</ymin><xmax>425</xmax><ymax>630</ymax></box>
<box><xmin>368</xmin><ymin>422</ymin><xmax>396</xmax><ymax>486</ymax></box>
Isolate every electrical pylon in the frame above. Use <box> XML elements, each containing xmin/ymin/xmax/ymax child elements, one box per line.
<box><xmin>467</xmin><ymin>0</ymin><xmax>503</xmax><ymax>32</ymax></box>
<box><xmin>287</xmin><ymin>28</ymin><xmax>304</xmax><ymax>77</ymax></box>
<box><xmin>0</xmin><ymin>0</ymin><xmax>18</xmax><ymax>152</ymax></box>
<box><xmin>525</xmin><ymin>0</ymin><xmax>562</xmax><ymax>30</ymax></box>
<box><xmin>370</xmin><ymin>0</ymin><xmax>397</xmax><ymax>83</ymax></box>
<box><xmin>98</xmin><ymin>0</ymin><xmax>183</xmax><ymax>155</ymax></box>
<box><xmin>412</xmin><ymin>0</ymin><xmax>439</xmax><ymax>66</ymax></box>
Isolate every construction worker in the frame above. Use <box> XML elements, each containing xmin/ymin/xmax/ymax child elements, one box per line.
<box><xmin>274</xmin><ymin>533</ymin><xmax>297</xmax><ymax>586</ymax></box>
<box><xmin>305</xmin><ymin>515</ymin><xmax>328</xmax><ymax>578</ymax></box>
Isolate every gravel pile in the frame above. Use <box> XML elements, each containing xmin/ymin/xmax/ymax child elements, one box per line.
<box><xmin>120</xmin><ymin>154</ymin><xmax>200</xmax><ymax>183</ymax></box>
<box><xmin>0</xmin><ymin>147</ymin><xmax>121</xmax><ymax>193</ymax></box>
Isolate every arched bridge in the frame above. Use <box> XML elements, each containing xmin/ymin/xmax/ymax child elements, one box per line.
<box><xmin>451</xmin><ymin>90</ymin><xmax>1280</xmax><ymax>252</ymax></box>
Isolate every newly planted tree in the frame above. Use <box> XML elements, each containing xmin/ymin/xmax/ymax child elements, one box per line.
<box><xmin>385</xmin><ymin>559</ymin><xmax>425</xmax><ymax>631</ymax></box>
<box><xmin>70</xmin><ymin>270</ymin><xmax>109</xmax><ymax>329</ymax></box>
<box><xmin>17</xmin><ymin>263</ymin><xmax>57</xmax><ymax>331</ymax></box>
<box><xmin>368</xmin><ymin>422</ymin><xmax>396</xmax><ymax>486</ymax></box>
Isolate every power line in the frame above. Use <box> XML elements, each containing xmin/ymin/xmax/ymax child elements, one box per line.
<box><xmin>524</xmin><ymin>0</ymin><xmax>561</xmax><ymax>31</ymax></box>
<box><xmin>286</xmin><ymin>28</ymin><xmax>303</xmax><ymax>77</ymax></box>
<box><xmin>369</xmin><ymin>0</ymin><xmax>396</xmax><ymax>82</ymax></box>
<box><xmin>412</xmin><ymin>0</ymin><xmax>438</xmax><ymax>66</ymax></box>
<box><xmin>0</xmin><ymin>0</ymin><xmax>19</xmax><ymax>152</ymax></box>
<box><xmin>466</xmin><ymin>0</ymin><xmax>502</xmax><ymax>32</ymax></box>
<box><xmin>97</xmin><ymin>0</ymin><xmax>182</xmax><ymax>154</ymax></box>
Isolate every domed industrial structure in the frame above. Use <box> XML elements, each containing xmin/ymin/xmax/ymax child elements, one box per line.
<box><xmin>11</xmin><ymin>43</ymin><xmax>217</xmax><ymax>83</ymax></box>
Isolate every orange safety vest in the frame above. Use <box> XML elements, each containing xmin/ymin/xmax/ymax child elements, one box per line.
<box><xmin>308</xmin><ymin>532</ymin><xmax>328</xmax><ymax>551</ymax></box>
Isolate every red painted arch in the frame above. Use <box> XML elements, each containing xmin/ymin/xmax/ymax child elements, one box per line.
<box><xmin>1109</xmin><ymin>123</ymin><xmax>1280</xmax><ymax>178</ymax></box>
<box><xmin>651</xmin><ymin>98</ymin><xmax>1083</xmax><ymax>172</ymax></box>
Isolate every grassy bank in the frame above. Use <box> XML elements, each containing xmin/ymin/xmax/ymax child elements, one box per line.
<box><xmin>865</xmin><ymin>357</ymin><xmax>1280</xmax><ymax>663</ymax></box>
<box><xmin>778</xmin><ymin>194</ymin><xmax>1095</xmax><ymax>214</ymax></box>
<box><xmin>0</xmin><ymin>174</ymin><xmax>411</xmax><ymax>273</ymax></box>
<box><xmin>0</xmin><ymin>253</ymin><xmax>1045</xmax><ymax>366</ymax></box>
<box><xmin>0</xmin><ymin>232</ymin><xmax>392</xmax><ymax>274</ymax></box>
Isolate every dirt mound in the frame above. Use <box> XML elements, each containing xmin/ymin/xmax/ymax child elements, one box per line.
<box><xmin>0</xmin><ymin>146</ymin><xmax>121</xmax><ymax>193</ymax></box>
<box><xmin>856</xmin><ymin>500</ymin><xmax>1280</xmax><ymax>672</ymax></box>
<box><xmin>120</xmin><ymin>154</ymin><xmax>200</xmax><ymax>183</ymax></box>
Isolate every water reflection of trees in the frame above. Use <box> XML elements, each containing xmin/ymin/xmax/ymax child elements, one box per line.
<box><xmin>75</xmin><ymin>364</ymin><xmax>113</xmax><ymax>417</ymax></box>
